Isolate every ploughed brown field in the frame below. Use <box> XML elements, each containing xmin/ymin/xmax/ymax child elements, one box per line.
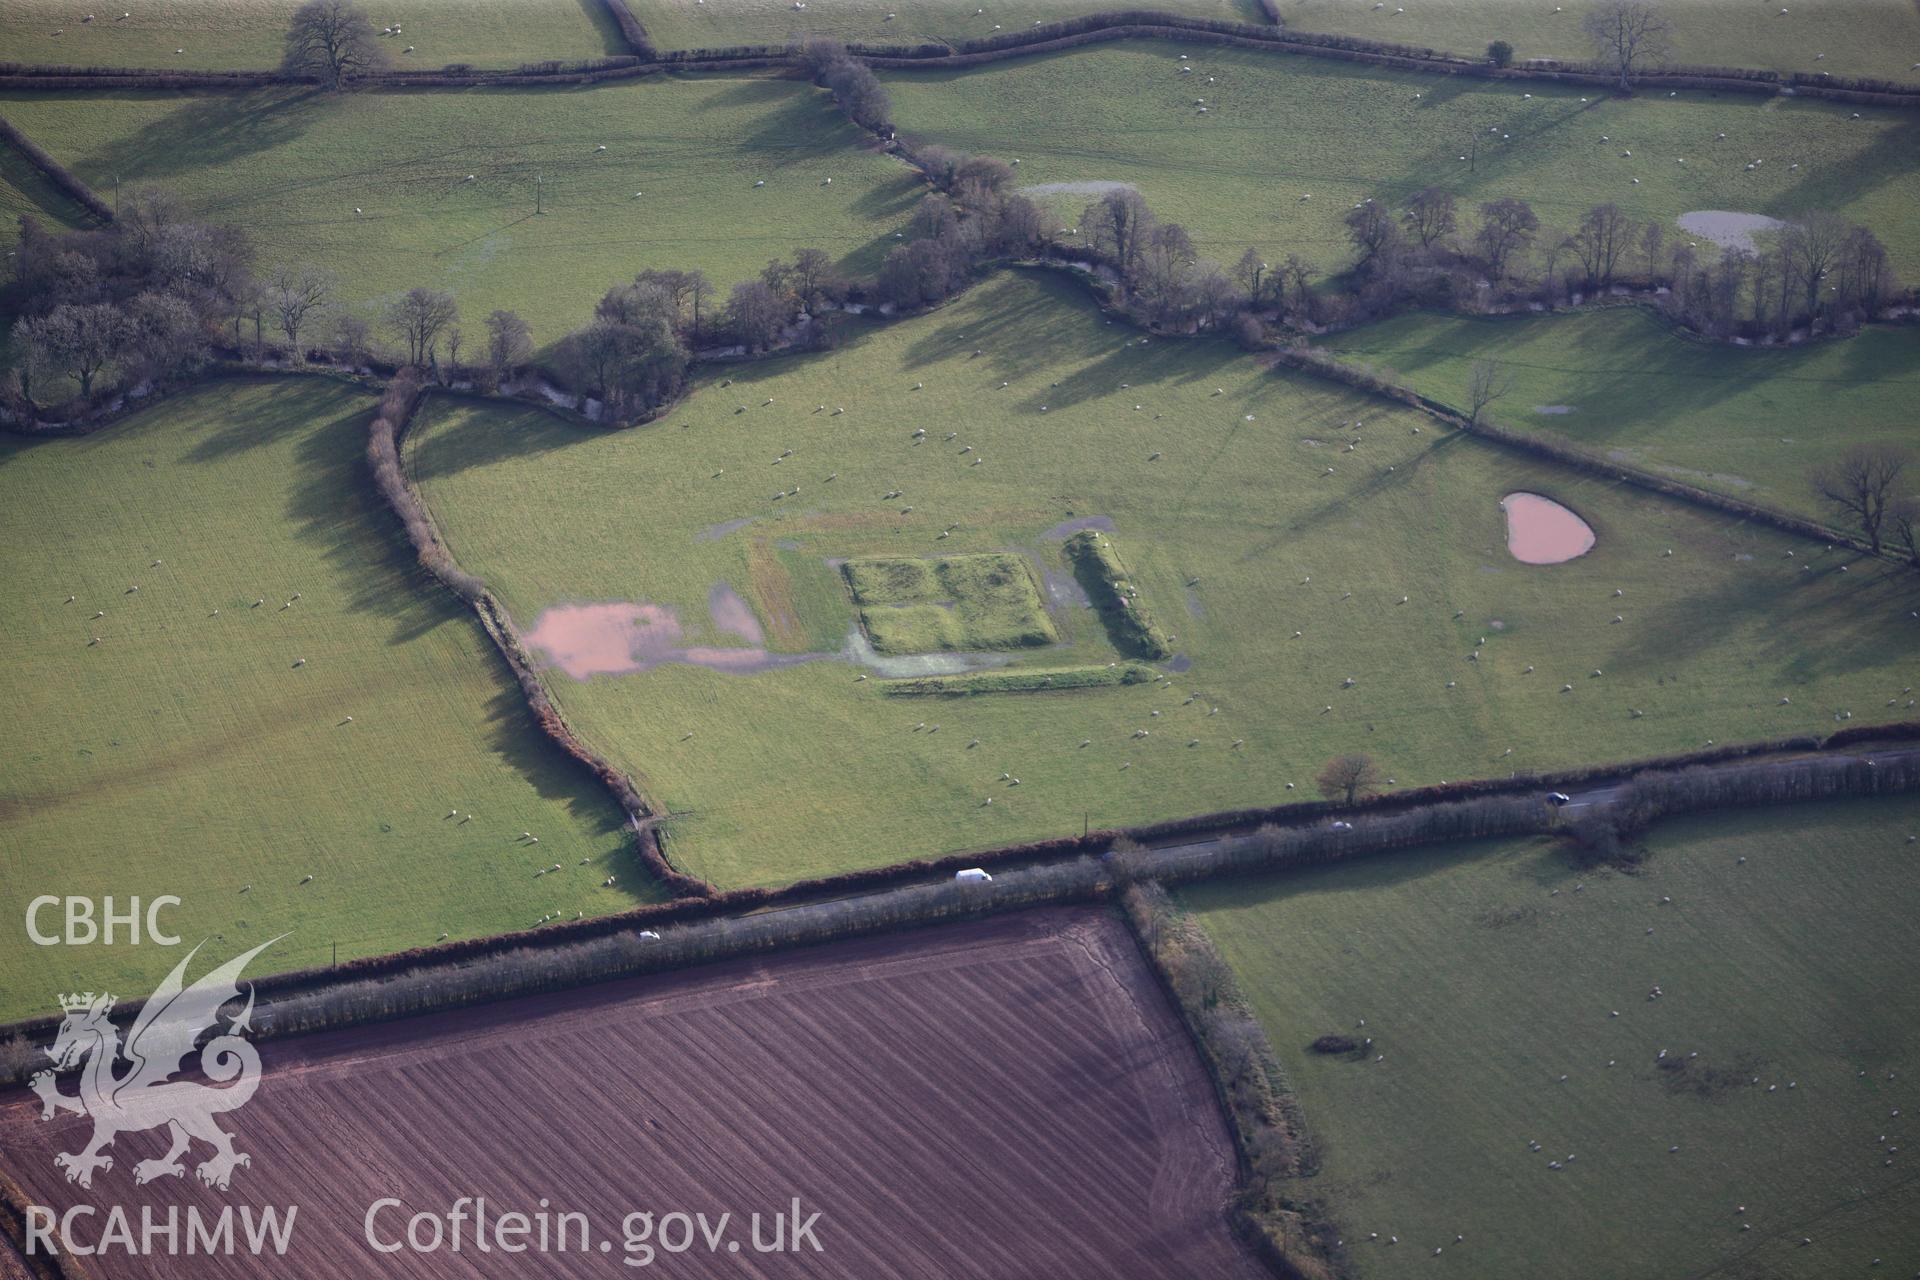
<box><xmin>0</xmin><ymin>909</ymin><xmax>1261</xmax><ymax>1278</ymax></box>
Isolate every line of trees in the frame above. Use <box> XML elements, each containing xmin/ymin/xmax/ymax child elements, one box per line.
<box><xmin>1323</xmin><ymin>184</ymin><xmax>1900</xmax><ymax>340</ymax></box>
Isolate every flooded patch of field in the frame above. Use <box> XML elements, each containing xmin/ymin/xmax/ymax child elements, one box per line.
<box><xmin>708</xmin><ymin>583</ymin><xmax>765</xmax><ymax>644</ymax></box>
<box><xmin>525</xmin><ymin>598</ymin><xmax>810</xmax><ymax>679</ymax></box>
<box><xmin>839</xmin><ymin>627</ymin><xmax>1017</xmax><ymax>679</ymax></box>
<box><xmin>1042</xmin><ymin>568</ymin><xmax>1090</xmax><ymax>610</ymax></box>
<box><xmin>1500</xmin><ymin>493</ymin><xmax>1596</xmax><ymax>565</ymax></box>
<box><xmin>1677</xmin><ymin>210</ymin><xmax>1785</xmax><ymax>253</ymax></box>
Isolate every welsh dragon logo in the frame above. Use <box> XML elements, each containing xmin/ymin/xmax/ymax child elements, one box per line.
<box><xmin>29</xmin><ymin>938</ymin><xmax>282</xmax><ymax>1191</ymax></box>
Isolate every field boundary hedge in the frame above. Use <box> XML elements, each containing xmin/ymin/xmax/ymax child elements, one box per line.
<box><xmin>3</xmin><ymin>723</ymin><xmax>1912</xmax><ymax>1076</ymax></box>
<box><xmin>372</xmin><ymin>383</ymin><xmax>714</xmax><ymax>901</ymax></box>
<box><xmin>1120</xmin><ymin>882</ymin><xmax>1337</xmax><ymax>1279</ymax></box>
<box><xmin>0</xmin><ymin>113</ymin><xmax>113</xmax><ymax>222</ymax></box>
<box><xmin>2</xmin><ymin>12</ymin><xmax>1916</xmax><ymax>106</ymax></box>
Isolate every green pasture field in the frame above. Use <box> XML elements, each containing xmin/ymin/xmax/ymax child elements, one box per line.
<box><xmin>0</xmin><ymin>74</ymin><xmax>920</xmax><ymax>344</ymax></box>
<box><xmin>405</xmin><ymin>269</ymin><xmax>1919</xmax><ymax>890</ymax></box>
<box><xmin>845</xmin><ymin>551</ymin><xmax>1058</xmax><ymax>652</ymax></box>
<box><xmin>0</xmin><ymin>0</ymin><xmax>623</xmax><ymax>72</ymax></box>
<box><xmin>629</xmin><ymin>0</ymin><xmax>1260</xmax><ymax>52</ymax></box>
<box><xmin>1278</xmin><ymin>0</ymin><xmax>1920</xmax><ymax>85</ymax></box>
<box><xmin>1321</xmin><ymin>307</ymin><xmax>1920</xmax><ymax>526</ymax></box>
<box><xmin>1184</xmin><ymin>793</ymin><xmax>1920</xmax><ymax>1279</ymax></box>
<box><xmin>0</xmin><ymin>375</ymin><xmax>654</xmax><ymax>1025</ymax></box>
<box><xmin>882</xmin><ymin>40</ymin><xmax>1920</xmax><ymax>277</ymax></box>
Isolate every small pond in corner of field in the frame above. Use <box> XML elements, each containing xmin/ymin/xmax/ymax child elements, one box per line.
<box><xmin>1500</xmin><ymin>493</ymin><xmax>1595</xmax><ymax>565</ymax></box>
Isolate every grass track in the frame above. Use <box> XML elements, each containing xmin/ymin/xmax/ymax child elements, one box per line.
<box><xmin>1320</xmin><ymin>307</ymin><xmax>1920</xmax><ymax>525</ymax></box>
<box><xmin>0</xmin><ymin>0</ymin><xmax>624</xmax><ymax>72</ymax></box>
<box><xmin>883</xmin><ymin>40</ymin><xmax>1920</xmax><ymax>276</ymax></box>
<box><xmin>1183</xmin><ymin>793</ymin><xmax>1920</xmax><ymax>1279</ymax></box>
<box><xmin>0</xmin><ymin>75</ymin><xmax>920</xmax><ymax>343</ymax></box>
<box><xmin>0</xmin><ymin>376</ymin><xmax>657</xmax><ymax>1025</ymax></box>
<box><xmin>406</xmin><ymin>270</ymin><xmax>1920</xmax><ymax>890</ymax></box>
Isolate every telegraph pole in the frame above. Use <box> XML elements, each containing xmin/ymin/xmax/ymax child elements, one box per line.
<box><xmin>535</xmin><ymin>172</ymin><xmax>544</xmax><ymax>215</ymax></box>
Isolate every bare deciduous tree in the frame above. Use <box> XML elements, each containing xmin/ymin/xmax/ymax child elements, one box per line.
<box><xmin>282</xmin><ymin>0</ymin><xmax>389</xmax><ymax>89</ymax></box>
<box><xmin>1342</xmin><ymin>199</ymin><xmax>1400</xmax><ymax>265</ymax></box>
<box><xmin>1475</xmin><ymin>197</ymin><xmax>1538</xmax><ymax>279</ymax></box>
<box><xmin>1081</xmin><ymin>188</ymin><xmax>1154</xmax><ymax>275</ymax></box>
<box><xmin>484</xmin><ymin>309</ymin><xmax>533</xmax><ymax>389</ymax></box>
<box><xmin>330</xmin><ymin>312</ymin><xmax>372</xmax><ymax>365</ymax></box>
<box><xmin>1402</xmin><ymin>186</ymin><xmax>1457</xmax><ymax>249</ymax></box>
<box><xmin>1888</xmin><ymin>495</ymin><xmax>1920</xmax><ymax>568</ymax></box>
<box><xmin>1568</xmin><ymin>203</ymin><xmax>1632</xmax><ymax>288</ymax></box>
<box><xmin>1582</xmin><ymin>0</ymin><xmax>1672</xmax><ymax>90</ymax></box>
<box><xmin>267</xmin><ymin>262</ymin><xmax>333</xmax><ymax>354</ymax></box>
<box><xmin>1467</xmin><ymin>357</ymin><xmax>1516</xmax><ymax>426</ymax></box>
<box><xmin>1779</xmin><ymin>211</ymin><xmax>1850</xmax><ymax>325</ymax></box>
<box><xmin>384</xmin><ymin>287</ymin><xmax>458</xmax><ymax>368</ymax></box>
<box><xmin>1315</xmin><ymin>753</ymin><xmax>1383</xmax><ymax>805</ymax></box>
<box><xmin>725</xmin><ymin>279</ymin><xmax>786</xmax><ymax>352</ymax></box>
<box><xmin>1811</xmin><ymin>444</ymin><xmax>1909</xmax><ymax>554</ymax></box>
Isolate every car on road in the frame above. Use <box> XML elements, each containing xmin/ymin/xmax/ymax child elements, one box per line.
<box><xmin>1548</xmin><ymin>792</ymin><xmax>1573</xmax><ymax>806</ymax></box>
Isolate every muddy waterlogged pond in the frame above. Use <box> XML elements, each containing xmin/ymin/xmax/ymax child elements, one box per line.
<box><xmin>525</xmin><ymin>593</ymin><xmax>816</xmax><ymax>680</ymax></box>
<box><xmin>1500</xmin><ymin>493</ymin><xmax>1595</xmax><ymax>565</ymax></box>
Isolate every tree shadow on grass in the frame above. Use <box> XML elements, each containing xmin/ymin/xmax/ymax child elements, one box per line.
<box><xmin>1765</xmin><ymin>115</ymin><xmax>1920</xmax><ymax>221</ymax></box>
<box><xmin>480</xmin><ymin>684</ymin><xmax>634</xmax><ymax>845</ymax></box>
<box><xmin>280</xmin><ymin>399</ymin><xmax>469</xmax><ymax>646</ymax></box>
<box><xmin>181</xmin><ymin>374</ymin><xmax>340</xmax><ymax>464</ymax></box>
<box><xmin>894</xmin><ymin>272</ymin><xmax>1241</xmax><ymax>407</ymax></box>
<box><xmin>84</xmin><ymin>89</ymin><xmax>330</xmax><ymax>187</ymax></box>
<box><xmin>404</xmin><ymin>394</ymin><xmax>606</xmax><ymax>484</ymax></box>
<box><xmin>1601</xmin><ymin>550</ymin><xmax>1920</xmax><ymax>683</ymax></box>
<box><xmin>1236</xmin><ymin>432</ymin><xmax>1464</xmax><ymax>561</ymax></box>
